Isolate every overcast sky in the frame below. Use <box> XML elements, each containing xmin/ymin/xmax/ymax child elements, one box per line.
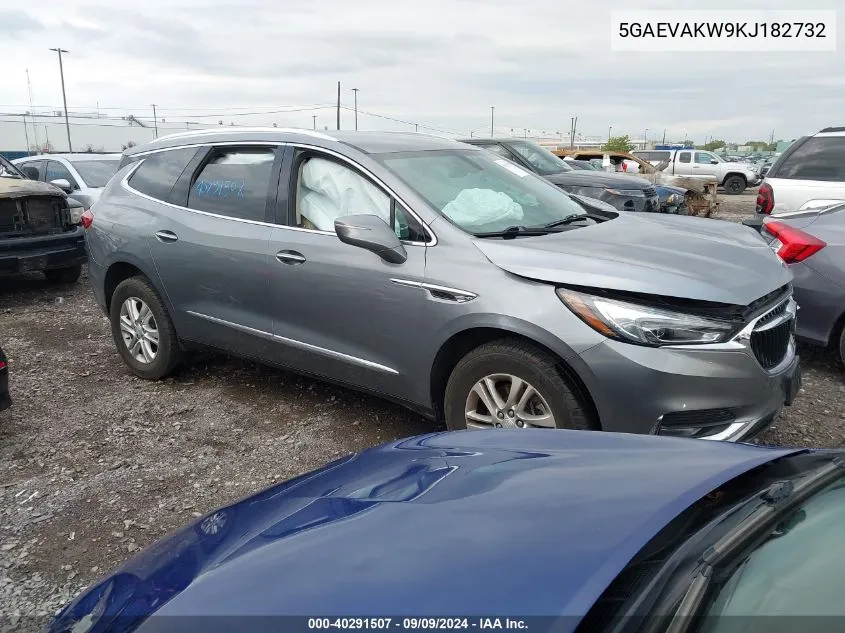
<box><xmin>0</xmin><ymin>0</ymin><xmax>841</xmax><ymax>143</ymax></box>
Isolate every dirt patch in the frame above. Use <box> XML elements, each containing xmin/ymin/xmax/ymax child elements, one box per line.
<box><xmin>1</xmin><ymin>193</ymin><xmax>843</xmax><ymax>620</ymax></box>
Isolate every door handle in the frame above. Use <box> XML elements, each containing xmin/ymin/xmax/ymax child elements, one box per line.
<box><xmin>276</xmin><ymin>250</ymin><xmax>306</xmax><ymax>265</ymax></box>
<box><xmin>155</xmin><ymin>230</ymin><xmax>178</xmax><ymax>243</ymax></box>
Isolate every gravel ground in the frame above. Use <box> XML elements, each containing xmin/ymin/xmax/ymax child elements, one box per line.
<box><xmin>1</xmin><ymin>189</ymin><xmax>843</xmax><ymax>625</ymax></box>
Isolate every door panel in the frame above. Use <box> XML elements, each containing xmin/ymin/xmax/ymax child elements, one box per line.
<box><xmin>146</xmin><ymin>144</ymin><xmax>285</xmax><ymax>360</ymax></box>
<box><xmin>692</xmin><ymin>151</ymin><xmax>721</xmax><ymax>179</ymax></box>
<box><xmin>673</xmin><ymin>152</ymin><xmax>693</xmax><ymax>176</ymax></box>
<box><xmin>267</xmin><ymin>229</ymin><xmax>428</xmax><ymax>399</ymax></box>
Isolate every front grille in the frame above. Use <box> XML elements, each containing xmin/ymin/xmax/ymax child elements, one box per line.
<box><xmin>750</xmin><ymin>300</ymin><xmax>792</xmax><ymax>370</ymax></box>
<box><xmin>0</xmin><ymin>195</ymin><xmax>68</xmax><ymax>238</ymax></box>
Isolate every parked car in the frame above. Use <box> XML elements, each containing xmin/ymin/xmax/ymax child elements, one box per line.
<box><xmin>757</xmin><ymin>128</ymin><xmax>845</xmax><ymax>216</ymax></box>
<box><xmin>47</xmin><ymin>429</ymin><xmax>845</xmax><ymax>633</ymax></box>
<box><xmin>632</xmin><ymin>148</ymin><xmax>759</xmax><ymax>194</ymax></box>
<box><xmin>460</xmin><ymin>138</ymin><xmax>662</xmax><ymax>213</ymax></box>
<box><xmin>559</xmin><ymin>150</ymin><xmax>710</xmax><ymax>215</ymax></box>
<box><xmin>0</xmin><ymin>154</ymin><xmax>86</xmax><ymax>283</ymax></box>
<box><xmin>13</xmin><ymin>152</ymin><xmax>121</xmax><ymax>209</ymax></box>
<box><xmin>86</xmin><ymin>129</ymin><xmax>798</xmax><ymax>441</ymax></box>
<box><xmin>0</xmin><ymin>345</ymin><xmax>9</xmax><ymax>412</ymax></box>
<box><xmin>755</xmin><ymin>204</ymin><xmax>845</xmax><ymax>365</ymax></box>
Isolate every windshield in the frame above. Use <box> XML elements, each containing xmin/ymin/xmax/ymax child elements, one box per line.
<box><xmin>698</xmin><ymin>474</ymin><xmax>845</xmax><ymax>626</ymax></box>
<box><xmin>69</xmin><ymin>159</ymin><xmax>119</xmax><ymax>187</ymax></box>
<box><xmin>506</xmin><ymin>141</ymin><xmax>572</xmax><ymax>175</ymax></box>
<box><xmin>378</xmin><ymin>149</ymin><xmax>588</xmax><ymax>235</ymax></box>
<box><xmin>0</xmin><ymin>156</ymin><xmax>24</xmax><ymax>178</ymax></box>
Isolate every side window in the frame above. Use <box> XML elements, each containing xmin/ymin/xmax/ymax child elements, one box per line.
<box><xmin>678</xmin><ymin>152</ymin><xmax>691</xmax><ymax>164</ymax></box>
<box><xmin>696</xmin><ymin>152</ymin><xmax>715</xmax><ymax>164</ymax></box>
<box><xmin>18</xmin><ymin>160</ymin><xmax>45</xmax><ymax>181</ymax></box>
<box><xmin>295</xmin><ymin>155</ymin><xmax>427</xmax><ymax>242</ymax></box>
<box><xmin>45</xmin><ymin>161</ymin><xmax>78</xmax><ymax>188</ymax></box>
<box><xmin>481</xmin><ymin>144</ymin><xmax>517</xmax><ymax>161</ymax></box>
<box><xmin>654</xmin><ymin>151</ymin><xmax>670</xmax><ymax>162</ymax></box>
<box><xmin>129</xmin><ymin>148</ymin><xmax>198</xmax><ymax>202</ymax></box>
<box><xmin>187</xmin><ymin>147</ymin><xmax>275</xmax><ymax>221</ymax></box>
<box><xmin>774</xmin><ymin>137</ymin><xmax>845</xmax><ymax>181</ymax></box>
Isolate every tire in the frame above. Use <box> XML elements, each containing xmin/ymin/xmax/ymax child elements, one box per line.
<box><xmin>838</xmin><ymin>327</ymin><xmax>845</xmax><ymax>368</ymax></box>
<box><xmin>109</xmin><ymin>276</ymin><xmax>180</xmax><ymax>380</ymax></box>
<box><xmin>44</xmin><ymin>265</ymin><xmax>82</xmax><ymax>284</ymax></box>
<box><xmin>723</xmin><ymin>175</ymin><xmax>746</xmax><ymax>195</ymax></box>
<box><xmin>444</xmin><ymin>339</ymin><xmax>594</xmax><ymax>432</ymax></box>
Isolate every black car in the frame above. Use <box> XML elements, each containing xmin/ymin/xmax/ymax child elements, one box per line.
<box><xmin>0</xmin><ymin>155</ymin><xmax>87</xmax><ymax>283</ymax></box>
<box><xmin>461</xmin><ymin>139</ymin><xmax>661</xmax><ymax>213</ymax></box>
<box><xmin>0</xmin><ymin>346</ymin><xmax>10</xmax><ymax>412</ymax></box>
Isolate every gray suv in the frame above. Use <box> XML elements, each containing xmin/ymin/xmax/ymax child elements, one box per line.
<box><xmin>85</xmin><ymin>129</ymin><xmax>800</xmax><ymax>441</ymax></box>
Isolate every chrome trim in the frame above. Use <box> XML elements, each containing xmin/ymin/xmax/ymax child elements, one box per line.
<box><xmin>699</xmin><ymin>422</ymin><xmax>753</xmax><ymax>442</ymax></box>
<box><xmin>121</xmin><ymin>149</ymin><xmax>434</xmax><ymax>247</ymax></box>
<box><xmin>389</xmin><ymin>278</ymin><xmax>477</xmax><ymax>303</ymax></box>
<box><xmin>665</xmin><ymin>297</ymin><xmax>797</xmax><ymax>374</ymax></box>
<box><xmin>275</xmin><ymin>252</ymin><xmax>306</xmax><ymax>264</ymax></box>
<box><xmin>185</xmin><ymin>310</ymin><xmax>399</xmax><ymax>375</ymax></box>
<box><xmin>290</xmin><ymin>143</ymin><xmax>437</xmax><ymax>247</ymax></box>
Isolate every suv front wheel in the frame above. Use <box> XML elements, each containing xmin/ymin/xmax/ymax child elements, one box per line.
<box><xmin>444</xmin><ymin>339</ymin><xmax>594</xmax><ymax>431</ymax></box>
<box><xmin>110</xmin><ymin>276</ymin><xmax>181</xmax><ymax>380</ymax></box>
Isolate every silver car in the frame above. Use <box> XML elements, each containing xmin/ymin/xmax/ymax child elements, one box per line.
<box><xmin>14</xmin><ymin>153</ymin><xmax>121</xmax><ymax>209</ymax></box>
<box><xmin>84</xmin><ymin>128</ymin><xmax>800</xmax><ymax>441</ymax></box>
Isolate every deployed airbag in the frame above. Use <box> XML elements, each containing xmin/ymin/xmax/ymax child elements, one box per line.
<box><xmin>442</xmin><ymin>188</ymin><xmax>523</xmax><ymax>227</ymax></box>
<box><xmin>300</xmin><ymin>158</ymin><xmax>390</xmax><ymax>231</ymax></box>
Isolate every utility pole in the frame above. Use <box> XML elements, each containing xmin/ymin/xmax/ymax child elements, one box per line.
<box><xmin>21</xmin><ymin>114</ymin><xmax>30</xmax><ymax>154</ymax></box>
<box><xmin>336</xmin><ymin>81</ymin><xmax>341</xmax><ymax>130</ymax></box>
<box><xmin>26</xmin><ymin>68</ymin><xmax>39</xmax><ymax>150</ymax></box>
<box><xmin>351</xmin><ymin>88</ymin><xmax>359</xmax><ymax>130</ymax></box>
<box><xmin>490</xmin><ymin>106</ymin><xmax>495</xmax><ymax>138</ymax></box>
<box><xmin>415</xmin><ymin>124</ymin><xmax>419</xmax><ymax>132</ymax></box>
<box><xmin>644</xmin><ymin>128</ymin><xmax>649</xmax><ymax>149</ymax></box>
<box><xmin>312</xmin><ymin>115</ymin><xmax>317</xmax><ymax>130</ymax></box>
<box><xmin>49</xmin><ymin>48</ymin><xmax>72</xmax><ymax>152</ymax></box>
<box><xmin>662</xmin><ymin>129</ymin><xmax>667</xmax><ymax>145</ymax></box>
<box><xmin>608</xmin><ymin>126</ymin><xmax>612</xmax><ymax>143</ymax></box>
<box><xmin>151</xmin><ymin>104</ymin><xmax>159</xmax><ymax>138</ymax></box>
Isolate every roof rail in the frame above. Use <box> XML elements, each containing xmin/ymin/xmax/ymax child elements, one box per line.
<box><xmin>153</xmin><ymin>127</ymin><xmax>337</xmax><ymax>142</ymax></box>
<box><xmin>819</xmin><ymin>127</ymin><xmax>845</xmax><ymax>133</ymax></box>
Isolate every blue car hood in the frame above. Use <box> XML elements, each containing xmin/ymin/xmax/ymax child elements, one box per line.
<box><xmin>51</xmin><ymin>432</ymin><xmax>797</xmax><ymax>633</ymax></box>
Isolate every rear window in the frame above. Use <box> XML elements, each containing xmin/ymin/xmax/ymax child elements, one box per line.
<box><xmin>128</xmin><ymin>148</ymin><xmax>198</xmax><ymax>202</ymax></box>
<box><xmin>771</xmin><ymin>136</ymin><xmax>845</xmax><ymax>182</ymax></box>
<box><xmin>634</xmin><ymin>151</ymin><xmax>671</xmax><ymax>162</ymax></box>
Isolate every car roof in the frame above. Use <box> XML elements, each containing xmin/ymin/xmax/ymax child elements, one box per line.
<box><xmin>105</xmin><ymin>430</ymin><xmax>795</xmax><ymax>628</ymax></box>
<box><xmin>123</xmin><ymin>128</ymin><xmax>469</xmax><ymax>157</ymax></box>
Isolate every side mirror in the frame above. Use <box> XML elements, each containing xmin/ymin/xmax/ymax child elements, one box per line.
<box><xmin>335</xmin><ymin>214</ymin><xmax>407</xmax><ymax>264</ymax></box>
<box><xmin>50</xmin><ymin>178</ymin><xmax>73</xmax><ymax>193</ymax></box>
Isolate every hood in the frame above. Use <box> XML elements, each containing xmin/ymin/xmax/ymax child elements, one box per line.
<box><xmin>0</xmin><ymin>176</ymin><xmax>65</xmax><ymax>199</ymax></box>
<box><xmin>544</xmin><ymin>170</ymin><xmax>652</xmax><ymax>190</ymax></box>
<box><xmin>48</xmin><ymin>431</ymin><xmax>797</xmax><ymax>633</ymax></box>
<box><xmin>474</xmin><ymin>213</ymin><xmax>792</xmax><ymax>305</ymax></box>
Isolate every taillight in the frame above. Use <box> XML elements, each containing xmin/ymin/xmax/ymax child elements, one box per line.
<box><xmin>764</xmin><ymin>220</ymin><xmax>826</xmax><ymax>264</ymax></box>
<box><xmin>0</xmin><ymin>361</ymin><xmax>6</xmax><ymax>371</ymax></box>
<box><xmin>756</xmin><ymin>182</ymin><xmax>774</xmax><ymax>214</ymax></box>
<box><xmin>80</xmin><ymin>209</ymin><xmax>94</xmax><ymax>229</ymax></box>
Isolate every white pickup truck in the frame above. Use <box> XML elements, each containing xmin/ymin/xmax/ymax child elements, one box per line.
<box><xmin>632</xmin><ymin>149</ymin><xmax>760</xmax><ymax>195</ymax></box>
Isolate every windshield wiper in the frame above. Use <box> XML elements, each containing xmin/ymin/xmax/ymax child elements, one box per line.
<box><xmin>473</xmin><ymin>225</ymin><xmax>567</xmax><ymax>239</ymax></box>
<box><xmin>543</xmin><ymin>213</ymin><xmax>608</xmax><ymax>229</ymax></box>
<box><xmin>666</xmin><ymin>457</ymin><xmax>843</xmax><ymax>633</ymax></box>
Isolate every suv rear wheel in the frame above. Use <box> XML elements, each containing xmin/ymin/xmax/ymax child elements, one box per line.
<box><xmin>723</xmin><ymin>175</ymin><xmax>747</xmax><ymax>195</ymax></box>
<box><xmin>444</xmin><ymin>339</ymin><xmax>593</xmax><ymax>431</ymax></box>
<box><xmin>110</xmin><ymin>276</ymin><xmax>180</xmax><ymax>380</ymax></box>
<box><xmin>44</xmin><ymin>265</ymin><xmax>82</xmax><ymax>284</ymax></box>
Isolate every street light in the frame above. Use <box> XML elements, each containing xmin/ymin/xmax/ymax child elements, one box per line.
<box><xmin>49</xmin><ymin>47</ymin><xmax>72</xmax><ymax>151</ymax></box>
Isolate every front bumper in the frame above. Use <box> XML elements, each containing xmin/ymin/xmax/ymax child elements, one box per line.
<box><xmin>577</xmin><ymin>300</ymin><xmax>800</xmax><ymax>442</ymax></box>
<box><xmin>0</xmin><ymin>227</ymin><xmax>86</xmax><ymax>275</ymax></box>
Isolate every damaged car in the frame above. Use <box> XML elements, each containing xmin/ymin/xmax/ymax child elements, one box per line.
<box><xmin>87</xmin><ymin>129</ymin><xmax>798</xmax><ymax>441</ymax></box>
<box><xmin>0</xmin><ymin>154</ymin><xmax>86</xmax><ymax>283</ymax></box>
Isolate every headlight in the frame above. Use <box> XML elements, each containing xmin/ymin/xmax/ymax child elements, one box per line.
<box><xmin>606</xmin><ymin>188</ymin><xmax>645</xmax><ymax>197</ymax></box>
<box><xmin>666</xmin><ymin>193</ymin><xmax>681</xmax><ymax>204</ymax></box>
<box><xmin>68</xmin><ymin>207</ymin><xmax>86</xmax><ymax>225</ymax></box>
<box><xmin>556</xmin><ymin>289</ymin><xmax>736</xmax><ymax>345</ymax></box>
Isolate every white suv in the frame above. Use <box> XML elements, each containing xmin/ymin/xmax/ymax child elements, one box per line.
<box><xmin>757</xmin><ymin>128</ymin><xmax>845</xmax><ymax>216</ymax></box>
<box><xmin>13</xmin><ymin>153</ymin><xmax>121</xmax><ymax>210</ymax></box>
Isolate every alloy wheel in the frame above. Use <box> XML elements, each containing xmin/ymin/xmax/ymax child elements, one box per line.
<box><xmin>118</xmin><ymin>297</ymin><xmax>159</xmax><ymax>364</ymax></box>
<box><xmin>465</xmin><ymin>373</ymin><xmax>555</xmax><ymax>429</ymax></box>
